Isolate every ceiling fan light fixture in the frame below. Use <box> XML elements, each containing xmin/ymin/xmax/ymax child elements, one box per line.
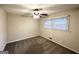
<box><xmin>33</xmin><ymin>14</ymin><xmax>40</xmax><ymax>19</ymax></box>
<box><xmin>33</xmin><ymin>11</ymin><xmax>40</xmax><ymax>19</ymax></box>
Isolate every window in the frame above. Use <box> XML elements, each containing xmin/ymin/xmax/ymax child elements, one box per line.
<box><xmin>44</xmin><ymin>20</ymin><xmax>52</xmax><ymax>29</ymax></box>
<box><xmin>44</xmin><ymin>16</ymin><xmax>69</xmax><ymax>31</ymax></box>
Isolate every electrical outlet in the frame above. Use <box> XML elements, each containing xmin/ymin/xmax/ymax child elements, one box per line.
<box><xmin>49</xmin><ymin>37</ymin><xmax>52</xmax><ymax>39</ymax></box>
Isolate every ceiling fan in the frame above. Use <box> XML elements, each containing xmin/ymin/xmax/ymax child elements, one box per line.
<box><xmin>22</xmin><ymin>8</ymin><xmax>48</xmax><ymax>19</ymax></box>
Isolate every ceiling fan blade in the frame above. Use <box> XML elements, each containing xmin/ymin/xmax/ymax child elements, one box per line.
<box><xmin>33</xmin><ymin>8</ymin><xmax>42</xmax><ymax>11</ymax></box>
<box><xmin>2</xmin><ymin>7</ymin><xmax>33</xmax><ymax>14</ymax></box>
<box><xmin>22</xmin><ymin>13</ymin><xmax>33</xmax><ymax>17</ymax></box>
<box><xmin>40</xmin><ymin>14</ymin><xmax>48</xmax><ymax>18</ymax></box>
<box><xmin>22</xmin><ymin>15</ymin><xmax>33</xmax><ymax>17</ymax></box>
<box><xmin>40</xmin><ymin>14</ymin><xmax>48</xmax><ymax>16</ymax></box>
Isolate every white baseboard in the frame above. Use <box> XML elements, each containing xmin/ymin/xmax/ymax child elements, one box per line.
<box><xmin>7</xmin><ymin>35</ymin><xmax>39</xmax><ymax>44</ymax></box>
<box><xmin>3</xmin><ymin>41</ymin><xmax>7</xmax><ymax>51</ymax></box>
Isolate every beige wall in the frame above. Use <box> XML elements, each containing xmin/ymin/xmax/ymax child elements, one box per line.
<box><xmin>0</xmin><ymin>8</ymin><xmax>7</xmax><ymax>51</ymax></box>
<box><xmin>39</xmin><ymin>9</ymin><xmax>79</xmax><ymax>53</ymax></box>
<box><xmin>7</xmin><ymin>14</ymin><xmax>39</xmax><ymax>43</ymax></box>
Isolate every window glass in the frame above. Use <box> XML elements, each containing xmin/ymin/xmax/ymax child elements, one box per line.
<box><xmin>44</xmin><ymin>16</ymin><xmax>69</xmax><ymax>31</ymax></box>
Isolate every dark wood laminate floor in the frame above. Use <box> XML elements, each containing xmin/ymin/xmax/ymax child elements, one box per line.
<box><xmin>4</xmin><ymin>36</ymin><xmax>77</xmax><ymax>54</ymax></box>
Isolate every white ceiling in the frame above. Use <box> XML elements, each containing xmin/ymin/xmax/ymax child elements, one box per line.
<box><xmin>0</xmin><ymin>4</ymin><xmax>79</xmax><ymax>16</ymax></box>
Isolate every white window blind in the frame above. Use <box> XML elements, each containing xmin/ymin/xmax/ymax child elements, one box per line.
<box><xmin>44</xmin><ymin>16</ymin><xmax>69</xmax><ymax>31</ymax></box>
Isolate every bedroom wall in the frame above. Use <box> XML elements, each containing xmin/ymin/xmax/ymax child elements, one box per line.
<box><xmin>0</xmin><ymin>8</ymin><xmax>7</xmax><ymax>51</ymax></box>
<box><xmin>39</xmin><ymin>9</ymin><xmax>79</xmax><ymax>53</ymax></box>
<box><xmin>7</xmin><ymin>14</ymin><xmax>39</xmax><ymax>43</ymax></box>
